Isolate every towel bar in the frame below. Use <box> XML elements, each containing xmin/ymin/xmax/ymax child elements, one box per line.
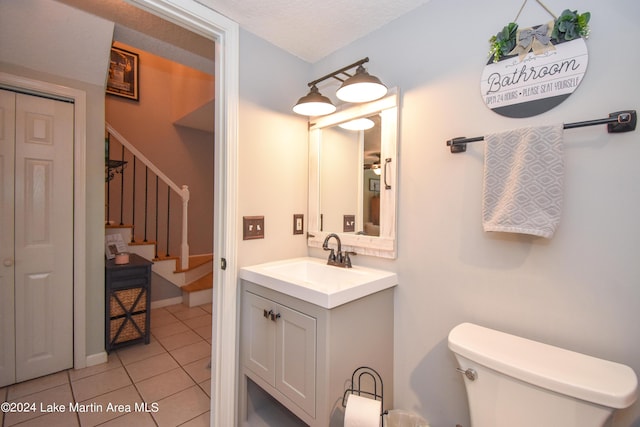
<box><xmin>446</xmin><ymin>110</ymin><xmax>637</xmax><ymax>153</ymax></box>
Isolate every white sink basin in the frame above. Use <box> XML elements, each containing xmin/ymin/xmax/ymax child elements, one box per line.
<box><xmin>239</xmin><ymin>257</ymin><xmax>397</xmax><ymax>309</ymax></box>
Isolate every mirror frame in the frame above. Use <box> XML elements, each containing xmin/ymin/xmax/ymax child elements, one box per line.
<box><xmin>308</xmin><ymin>88</ymin><xmax>399</xmax><ymax>258</ymax></box>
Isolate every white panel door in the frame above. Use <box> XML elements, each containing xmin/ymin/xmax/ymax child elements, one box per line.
<box><xmin>0</xmin><ymin>90</ymin><xmax>74</xmax><ymax>386</ymax></box>
<box><xmin>0</xmin><ymin>90</ymin><xmax>17</xmax><ymax>386</ymax></box>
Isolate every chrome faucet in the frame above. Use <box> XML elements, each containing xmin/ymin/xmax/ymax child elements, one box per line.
<box><xmin>322</xmin><ymin>233</ymin><xmax>355</xmax><ymax>268</ymax></box>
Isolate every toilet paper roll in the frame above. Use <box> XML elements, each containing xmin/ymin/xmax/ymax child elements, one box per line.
<box><xmin>344</xmin><ymin>394</ymin><xmax>381</xmax><ymax>427</ymax></box>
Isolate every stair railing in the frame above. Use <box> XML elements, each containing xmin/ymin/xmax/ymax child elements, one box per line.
<box><xmin>106</xmin><ymin>122</ymin><xmax>190</xmax><ymax>270</ymax></box>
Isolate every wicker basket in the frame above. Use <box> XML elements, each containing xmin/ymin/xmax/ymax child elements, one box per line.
<box><xmin>110</xmin><ymin>288</ymin><xmax>147</xmax><ymax>317</ymax></box>
<box><xmin>110</xmin><ymin>312</ymin><xmax>146</xmax><ymax>344</ymax></box>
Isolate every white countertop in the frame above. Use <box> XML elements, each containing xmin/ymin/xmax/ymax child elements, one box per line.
<box><xmin>239</xmin><ymin>257</ymin><xmax>397</xmax><ymax>309</ymax></box>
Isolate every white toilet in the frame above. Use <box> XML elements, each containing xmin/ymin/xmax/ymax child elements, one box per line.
<box><xmin>448</xmin><ymin>323</ymin><xmax>638</xmax><ymax>427</ymax></box>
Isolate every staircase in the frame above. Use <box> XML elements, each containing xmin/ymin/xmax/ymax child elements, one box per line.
<box><xmin>105</xmin><ymin>123</ymin><xmax>213</xmax><ymax>307</ymax></box>
<box><xmin>106</xmin><ymin>225</ymin><xmax>213</xmax><ymax>307</ymax></box>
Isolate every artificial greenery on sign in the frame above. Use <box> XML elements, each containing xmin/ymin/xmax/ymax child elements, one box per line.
<box><xmin>552</xmin><ymin>9</ymin><xmax>591</xmax><ymax>41</ymax></box>
<box><xmin>488</xmin><ymin>9</ymin><xmax>590</xmax><ymax>63</ymax></box>
<box><xmin>489</xmin><ymin>22</ymin><xmax>519</xmax><ymax>63</ymax></box>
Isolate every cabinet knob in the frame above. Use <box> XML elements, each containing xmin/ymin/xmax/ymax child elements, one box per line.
<box><xmin>263</xmin><ymin>309</ymin><xmax>280</xmax><ymax>321</ymax></box>
<box><xmin>3</xmin><ymin>258</ymin><xmax>13</xmax><ymax>267</ymax></box>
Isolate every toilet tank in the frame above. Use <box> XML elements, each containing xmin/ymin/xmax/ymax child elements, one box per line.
<box><xmin>448</xmin><ymin>323</ymin><xmax>638</xmax><ymax>427</ymax></box>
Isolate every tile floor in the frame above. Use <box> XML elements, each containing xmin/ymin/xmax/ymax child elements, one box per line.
<box><xmin>1</xmin><ymin>303</ymin><xmax>213</xmax><ymax>427</ymax></box>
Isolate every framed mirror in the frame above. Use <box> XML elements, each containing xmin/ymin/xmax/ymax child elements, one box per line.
<box><xmin>308</xmin><ymin>89</ymin><xmax>398</xmax><ymax>258</ymax></box>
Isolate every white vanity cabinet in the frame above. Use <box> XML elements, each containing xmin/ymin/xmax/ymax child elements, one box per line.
<box><xmin>242</xmin><ymin>291</ymin><xmax>317</xmax><ymax>417</ymax></box>
<box><xmin>240</xmin><ymin>279</ymin><xmax>395</xmax><ymax>427</ymax></box>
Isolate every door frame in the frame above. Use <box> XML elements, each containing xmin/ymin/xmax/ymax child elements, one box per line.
<box><xmin>0</xmin><ymin>72</ymin><xmax>88</xmax><ymax>372</ymax></box>
<box><xmin>126</xmin><ymin>1</ymin><xmax>239</xmax><ymax>426</ymax></box>
<box><xmin>1</xmin><ymin>1</ymin><xmax>240</xmax><ymax>423</ymax></box>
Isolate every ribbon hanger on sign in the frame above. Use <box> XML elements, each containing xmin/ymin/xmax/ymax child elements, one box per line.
<box><xmin>513</xmin><ymin>0</ymin><xmax>557</xmax><ymax>22</ymax></box>
<box><xmin>508</xmin><ymin>0</ymin><xmax>557</xmax><ymax>61</ymax></box>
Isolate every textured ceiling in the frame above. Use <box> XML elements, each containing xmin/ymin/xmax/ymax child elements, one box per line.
<box><xmin>51</xmin><ymin>0</ymin><xmax>432</xmax><ymax>66</ymax></box>
<box><xmin>56</xmin><ymin>0</ymin><xmax>213</xmax><ymax>58</ymax></box>
<box><xmin>199</xmin><ymin>0</ymin><xmax>432</xmax><ymax>62</ymax></box>
<box><xmin>53</xmin><ymin>0</ymin><xmax>215</xmax><ymax>73</ymax></box>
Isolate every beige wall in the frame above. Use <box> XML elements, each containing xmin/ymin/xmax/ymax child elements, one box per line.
<box><xmin>320</xmin><ymin>126</ymin><xmax>360</xmax><ymax>232</ymax></box>
<box><xmin>236</xmin><ymin>29</ymin><xmax>310</xmax><ymax>268</ymax></box>
<box><xmin>106</xmin><ymin>42</ymin><xmax>215</xmax><ymax>255</ymax></box>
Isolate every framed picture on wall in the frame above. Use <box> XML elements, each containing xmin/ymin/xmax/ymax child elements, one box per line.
<box><xmin>369</xmin><ymin>178</ymin><xmax>380</xmax><ymax>192</ymax></box>
<box><xmin>106</xmin><ymin>46</ymin><xmax>139</xmax><ymax>101</ymax></box>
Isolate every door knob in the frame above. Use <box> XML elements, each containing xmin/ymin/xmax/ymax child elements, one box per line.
<box><xmin>3</xmin><ymin>258</ymin><xmax>14</xmax><ymax>267</ymax></box>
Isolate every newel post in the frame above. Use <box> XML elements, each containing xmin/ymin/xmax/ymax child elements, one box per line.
<box><xmin>181</xmin><ymin>185</ymin><xmax>190</xmax><ymax>270</ymax></box>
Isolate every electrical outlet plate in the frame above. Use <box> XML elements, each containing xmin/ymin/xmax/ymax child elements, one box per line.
<box><xmin>293</xmin><ymin>214</ymin><xmax>304</xmax><ymax>235</ymax></box>
<box><xmin>243</xmin><ymin>216</ymin><xmax>264</xmax><ymax>240</ymax></box>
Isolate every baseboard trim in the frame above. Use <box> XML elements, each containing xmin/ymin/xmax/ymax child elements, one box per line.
<box><xmin>85</xmin><ymin>351</ymin><xmax>108</xmax><ymax>367</ymax></box>
<box><xmin>151</xmin><ymin>296</ymin><xmax>183</xmax><ymax>309</ymax></box>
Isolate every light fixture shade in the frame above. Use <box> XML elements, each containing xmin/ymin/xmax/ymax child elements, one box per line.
<box><xmin>336</xmin><ymin>65</ymin><xmax>387</xmax><ymax>103</ymax></box>
<box><xmin>338</xmin><ymin>117</ymin><xmax>375</xmax><ymax>131</ymax></box>
<box><xmin>292</xmin><ymin>85</ymin><xmax>336</xmax><ymax>116</ymax></box>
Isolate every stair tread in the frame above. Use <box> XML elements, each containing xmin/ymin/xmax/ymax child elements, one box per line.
<box><xmin>173</xmin><ymin>254</ymin><xmax>213</xmax><ymax>273</ymax></box>
<box><xmin>129</xmin><ymin>240</ymin><xmax>157</xmax><ymax>246</ymax></box>
<box><xmin>153</xmin><ymin>253</ymin><xmax>213</xmax><ymax>274</ymax></box>
<box><xmin>182</xmin><ymin>272</ymin><xmax>213</xmax><ymax>292</ymax></box>
<box><xmin>186</xmin><ymin>254</ymin><xmax>214</xmax><ymax>269</ymax></box>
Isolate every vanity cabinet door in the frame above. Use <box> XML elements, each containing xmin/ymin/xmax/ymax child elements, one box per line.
<box><xmin>242</xmin><ymin>290</ymin><xmax>317</xmax><ymax>419</ymax></box>
<box><xmin>275</xmin><ymin>304</ymin><xmax>316</xmax><ymax>417</ymax></box>
<box><xmin>242</xmin><ymin>292</ymin><xmax>276</xmax><ymax>385</ymax></box>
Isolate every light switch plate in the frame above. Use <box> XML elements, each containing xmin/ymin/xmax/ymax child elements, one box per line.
<box><xmin>293</xmin><ymin>214</ymin><xmax>304</xmax><ymax>235</ymax></box>
<box><xmin>243</xmin><ymin>216</ymin><xmax>264</xmax><ymax>240</ymax></box>
<box><xmin>343</xmin><ymin>215</ymin><xmax>355</xmax><ymax>232</ymax></box>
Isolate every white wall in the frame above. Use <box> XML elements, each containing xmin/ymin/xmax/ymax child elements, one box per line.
<box><xmin>312</xmin><ymin>0</ymin><xmax>640</xmax><ymax>425</ymax></box>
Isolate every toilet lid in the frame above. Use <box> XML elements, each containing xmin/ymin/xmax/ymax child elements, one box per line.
<box><xmin>448</xmin><ymin>323</ymin><xmax>638</xmax><ymax>408</ymax></box>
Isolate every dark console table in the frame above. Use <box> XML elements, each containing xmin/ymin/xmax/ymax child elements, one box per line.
<box><xmin>105</xmin><ymin>253</ymin><xmax>152</xmax><ymax>352</ymax></box>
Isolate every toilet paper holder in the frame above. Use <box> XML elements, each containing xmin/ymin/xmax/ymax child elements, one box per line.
<box><xmin>342</xmin><ymin>366</ymin><xmax>387</xmax><ymax>417</ymax></box>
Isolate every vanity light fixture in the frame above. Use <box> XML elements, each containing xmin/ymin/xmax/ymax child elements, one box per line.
<box><xmin>335</xmin><ymin>65</ymin><xmax>387</xmax><ymax>103</ymax></box>
<box><xmin>292</xmin><ymin>85</ymin><xmax>336</xmax><ymax>116</ymax></box>
<box><xmin>293</xmin><ymin>57</ymin><xmax>387</xmax><ymax>116</ymax></box>
<box><xmin>338</xmin><ymin>117</ymin><xmax>375</xmax><ymax>131</ymax></box>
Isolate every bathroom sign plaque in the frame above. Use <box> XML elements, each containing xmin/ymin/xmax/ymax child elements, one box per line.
<box><xmin>480</xmin><ymin>38</ymin><xmax>588</xmax><ymax>118</ymax></box>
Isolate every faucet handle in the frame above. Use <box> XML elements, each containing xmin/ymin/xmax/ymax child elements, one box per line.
<box><xmin>326</xmin><ymin>248</ymin><xmax>336</xmax><ymax>262</ymax></box>
<box><xmin>344</xmin><ymin>251</ymin><xmax>356</xmax><ymax>268</ymax></box>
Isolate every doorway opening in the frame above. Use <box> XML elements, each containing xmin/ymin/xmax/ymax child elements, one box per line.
<box><xmin>118</xmin><ymin>2</ymin><xmax>240</xmax><ymax>426</ymax></box>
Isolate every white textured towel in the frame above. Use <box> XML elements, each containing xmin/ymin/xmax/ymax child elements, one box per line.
<box><xmin>482</xmin><ymin>124</ymin><xmax>564</xmax><ymax>238</ymax></box>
